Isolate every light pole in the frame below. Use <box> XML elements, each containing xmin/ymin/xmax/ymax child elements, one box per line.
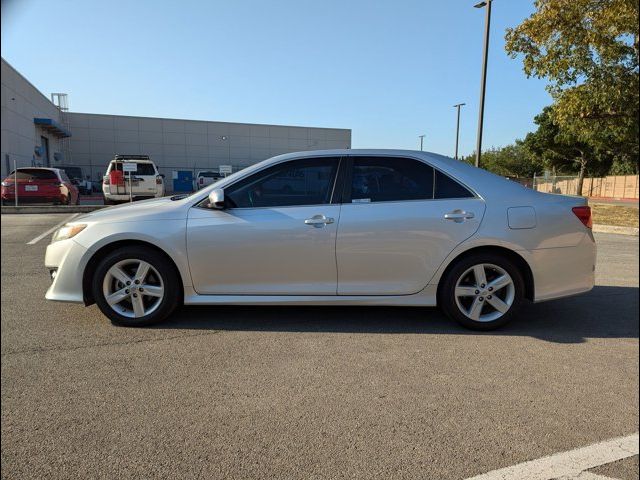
<box><xmin>418</xmin><ymin>134</ymin><xmax>425</xmax><ymax>151</ymax></box>
<box><xmin>474</xmin><ymin>0</ymin><xmax>492</xmax><ymax>168</ymax></box>
<box><xmin>453</xmin><ymin>103</ymin><xmax>466</xmax><ymax>160</ymax></box>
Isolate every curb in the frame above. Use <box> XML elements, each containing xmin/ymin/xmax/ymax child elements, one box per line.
<box><xmin>1</xmin><ymin>205</ymin><xmax>106</xmax><ymax>214</ymax></box>
<box><xmin>593</xmin><ymin>224</ymin><xmax>639</xmax><ymax>236</ymax></box>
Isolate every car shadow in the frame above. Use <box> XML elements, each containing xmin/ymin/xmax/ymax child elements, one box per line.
<box><xmin>158</xmin><ymin>286</ymin><xmax>639</xmax><ymax>344</ymax></box>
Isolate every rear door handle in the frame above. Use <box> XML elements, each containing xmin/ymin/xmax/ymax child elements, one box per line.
<box><xmin>304</xmin><ymin>214</ymin><xmax>335</xmax><ymax>228</ymax></box>
<box><xmin>444</xmin><ymin>210</ymin><xmax>475</xmax><ymax>222</ymax></box>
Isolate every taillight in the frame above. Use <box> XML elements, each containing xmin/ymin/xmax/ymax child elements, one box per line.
<box><xmin>572</xmin><ymin>206</ymin><xmax>593</xmax><ymax>229</ymax></box>
<box><xmin>156</xmin><ymin>175</ymin><xmax>163</xmax><ymax>185</ymax></box>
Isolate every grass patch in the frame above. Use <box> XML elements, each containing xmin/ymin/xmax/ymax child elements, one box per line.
<box><xmin>590</xmin><ymin>203</ymin><xmax>639</xmax><ymax>227</ymax></box>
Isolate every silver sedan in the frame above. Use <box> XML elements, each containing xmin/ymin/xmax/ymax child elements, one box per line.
<box><xmin>44</xmin><ymin>150</ymin><xmax>596</xmax><ymax>330</ymax></box>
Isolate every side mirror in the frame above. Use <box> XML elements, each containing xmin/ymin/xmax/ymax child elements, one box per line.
<box><xmin>208</xmin><ymin>188</ymin><xmax>225</xmax><ymax>209</ymax></box>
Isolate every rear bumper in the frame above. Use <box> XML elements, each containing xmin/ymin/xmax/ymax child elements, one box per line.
<box><xmin>531</xmin><ymin>231</ymin><xmax>596</xmax><ymax>302</ymax></box>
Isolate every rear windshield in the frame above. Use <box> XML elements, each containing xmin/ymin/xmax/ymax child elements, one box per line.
<box><xmin>110</xmin><ymin>162</ymin><xmax>156</xmax><ymax>175</ymax></box>
<box><xmin>10</xmin><ymin>169</ymin><xmax>58</xmax><ymax>180</ymax></box>
<box><xmin>199</xmin><ymin>172</ymin><xmax>220</xmax><ymax>178</ymax></box>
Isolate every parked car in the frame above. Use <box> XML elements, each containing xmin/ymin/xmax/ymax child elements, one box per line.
<box><xmin>44</xmin><ymin>150</ymin><xmax>595</xmax><ymax>330</ymax></box>
<box><xmin>60</xmin><ymin>166</ymin><xmax>92</xmax><ymax>195</ymax></box>
<box><xmin>102</xmin><ymin>155</ymin><xmax>164</xmax><ymax>204</ymax></box>
<box><xmin>195</xmin><ymin>170</ymin><xmax>223</xmax><ymax>190</ymax></box>
<box><xmin>1</xmin><ymin>167</ymin><xmax>79</xmax><ymax>205</ymax></box>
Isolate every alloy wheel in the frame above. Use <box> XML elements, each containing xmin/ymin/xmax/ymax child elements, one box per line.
<box><xmin>102</xmin><ymin>259</ymin><xmax>165</xmax><ymax>318</ymax></box>
<box><xmin>454</xmin><ymin>263</ymin><xmax>515</xmax><ymax>323</ymax></box>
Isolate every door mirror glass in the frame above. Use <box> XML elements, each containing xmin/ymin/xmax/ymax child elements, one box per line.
<box><xmin>208</xmin><ymin>188</ymin><xmax>225</xmax><ymax>209</ymax></box>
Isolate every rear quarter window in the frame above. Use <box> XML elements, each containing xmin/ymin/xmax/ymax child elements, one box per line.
<box><xmin>434</xmin><ymin>170</ymin><xmax>474</xmax><ymax>199</ymax></box>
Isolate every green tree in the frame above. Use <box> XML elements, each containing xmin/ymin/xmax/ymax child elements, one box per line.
<box><xmin>523</xmin><ymin>107</ymin><xmax>602</xmax><ymax>193</ymax></box>
<box><xmin>471</xmin><ymin>142</ymin><xmax>544</xmax><ymax>178</ymax></box>
<box><xmin>505</xmin><ymin>0</ymin><xmax>639</xmax><ymax>175</ymax></box>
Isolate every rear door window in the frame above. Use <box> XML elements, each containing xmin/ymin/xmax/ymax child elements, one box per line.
<box><xmin>348</xmin><ymin>156</ymin><xmax>434</xmax><ymax>203</ymax></box>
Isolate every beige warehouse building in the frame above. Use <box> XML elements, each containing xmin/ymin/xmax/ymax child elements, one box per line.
<box><xmin>1</xmin><ymin>58</ymin><xmax>351</xmax><ymax>190</ymax></box>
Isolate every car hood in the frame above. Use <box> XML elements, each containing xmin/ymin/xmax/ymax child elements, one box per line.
<box><xmin>75</xmin><ymin>197</ymin><xmax>188</xmax><ymax>224</ymax></box>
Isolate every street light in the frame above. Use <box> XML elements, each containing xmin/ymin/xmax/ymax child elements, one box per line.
<box><xmin>453</xmin><ymin>103</ymin><xmax>466</xmax><ymax>160</ymax></box>
<box><xmin>474</xmin><ymin>0</ymin><xmax>492</xmax><ymax>168</ymax></box>
<box><xmin>418</xmin><ymin>134</ymin><xmax>426</xmax><ymax>151</ymax></box>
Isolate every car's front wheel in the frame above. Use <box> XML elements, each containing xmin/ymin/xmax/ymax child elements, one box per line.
<box><xmin>439</xmin><ymin>253</ymin><xmax>524</xmax><ymax>330</ymax></box>
<box><xmin>92</xmin><ymin>246</ymin><xmax>181</xmax><ymax>327</ymax></box>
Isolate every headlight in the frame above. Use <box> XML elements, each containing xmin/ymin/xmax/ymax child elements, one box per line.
<box><xmin>52</xmin><ymin>223</ymin><xmax>87</xmax><ymax>242</ymax></box>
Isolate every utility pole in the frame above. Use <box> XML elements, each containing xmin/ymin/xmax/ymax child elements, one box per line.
<box><xmin>419</xmin><ymin>134</ymin><xmax>425</xmax><ymax>151</ymax></box>
<box><xmin>474</xmin><ymin>0</ymin><xmax>492</xmax><ymax>168</ymax></box>
<box><xmin>453</xmin><ymin>103</ymin><xmax>466</xmax><ymax>160</ymax></box>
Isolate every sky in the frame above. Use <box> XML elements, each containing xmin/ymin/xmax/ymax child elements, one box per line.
<box><xmin>1</xmin><ymin>0</ymin><xmax>551</xmax><ymax>157</ymax></box>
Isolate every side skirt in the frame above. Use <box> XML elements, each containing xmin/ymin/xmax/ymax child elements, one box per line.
<box><xmin>182</xmin><ymin>285</ymin><xmax>438</xmax><ymax>307</ymax></box>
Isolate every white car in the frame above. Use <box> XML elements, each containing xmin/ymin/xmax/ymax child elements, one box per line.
<box><xmin>195</xmin><ymin>170</ymin><xmax>223</xmax><ymax>190</ymax></box>
<box><xmin>102</xmin><ymin>155</ymin><xmax>164</xmax><ymax>204</ymax></box>
<box><xmin>45</xmin><ymin>150</ymin><xmax>596</xmax><ymax>330</ymax></box>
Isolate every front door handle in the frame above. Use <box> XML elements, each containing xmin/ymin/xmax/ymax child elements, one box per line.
<box><xmin>304</xmin><ymin>214</ymin><xmax>335</xmax><ymax>228</ymax></box>
<box><xmin>444</xmin><ymin>210</ymin><xmax>475</xmax><ymax>222</ymax></box>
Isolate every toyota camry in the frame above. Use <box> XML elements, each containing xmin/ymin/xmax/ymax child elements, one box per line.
<box><xmin>44</xmin><ymin>150</ymin><xmax>596</xmax><ymax>330</ymax></box>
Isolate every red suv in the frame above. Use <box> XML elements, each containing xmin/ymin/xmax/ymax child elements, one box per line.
<box><xmin>1</xmin><ymin>168</ymin><xmax>79</xmax><ymax>205</ymax></box>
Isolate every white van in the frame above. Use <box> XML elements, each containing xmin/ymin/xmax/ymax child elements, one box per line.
<box><xmin>102</xmin><ymin>155</ymin><xmax>164</xmax><ymax>204</ymax></box>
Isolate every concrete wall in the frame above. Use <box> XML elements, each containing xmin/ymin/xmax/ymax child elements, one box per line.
<box><xmin>67</xmin><ymin>113</ymin><xmax>351</xmax><ymax>186</ymax></box>
<box><xmin>1</xmin><ymin>58</ymin><xmax>65</xmax><ymax>177</ymax></box>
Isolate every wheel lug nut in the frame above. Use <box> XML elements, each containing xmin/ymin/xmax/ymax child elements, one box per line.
<box><xmin>125</xmin><ymin>289</ymin><xmax>130</xmax><ymax>294</ymax></box>
<box><xmin>475</xmin><ymin>290</ymin><xmax>480</xmax><ymax>294</ymax></box>
<box><xmin>479</xmin><ymin>297</ymin><xmax>484</xmax><ymax>301</ymax></box>
<box><xmin>126</xmin><ymin>281</ymin><xmax>131</xmax><ymax>285</ymax></box>
<box><xmin>133</xmin><ymin>293</ymin><xmax>138</xmax><ymax>297</ymax></box>
<box><xmin>481</xmin><ymin>284</ymin><xmax>486</xmax><ymax>288</ymax></box>
<box><xmin>488</xmin><ymin>287</ymin><xmax>493</xmax><ymax>291</ymax></box>
<box><xmin>488</xmin><ymin>295</ymin><xmax>492</xmax><ymax>299</ymax></box>
<box><xmin>134</xmin><ymin>280</ymin><xmax>140</xmax><ymax>284</ymax></box>
<box><xmin>139</xmin><ymin>287</ymin><xmax>144</xmax><ymax>292</ymax></box>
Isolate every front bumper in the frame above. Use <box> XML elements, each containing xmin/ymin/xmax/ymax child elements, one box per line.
<box><xmin>45</xmin><ymin>238</ymin><xmax>90</xmax><ymax>303</ymax></box>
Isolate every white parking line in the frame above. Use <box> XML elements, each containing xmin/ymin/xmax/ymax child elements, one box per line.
<box><xmin>465</xmin><ymin>432</ymin><xmax>639</xmax><ymax>480</ymax></box>
<box><xmin>26</xmin><ymin>214</ymin><xmax>80</xmax><ymax>245</ymax></box>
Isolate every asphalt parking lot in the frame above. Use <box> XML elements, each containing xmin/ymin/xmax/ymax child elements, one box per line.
<box><xmin>1</xmin><ymin>213</ymin><xmax>638</xmax><ymax>479</ymax></box>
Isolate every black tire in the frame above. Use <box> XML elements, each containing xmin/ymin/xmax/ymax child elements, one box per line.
<box><xmin>439</xmin><ymin>252</ymin><xmax>524</xmax><ymax>331</ymax></box>
<box><xmin>92</xmin><ymin>246</ymin><xmax>181</xmax><ymax>327</ymax></box>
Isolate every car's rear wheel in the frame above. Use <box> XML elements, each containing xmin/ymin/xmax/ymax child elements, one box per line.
<box><xmin>92</xmin><ymin>247</ymin><xmax>181</xmax><ymax>327</ymax></box>
<box><xmin>439</xmin><ymin>253</ymin><xmax>524</xmax><ymax>330</ymax></box>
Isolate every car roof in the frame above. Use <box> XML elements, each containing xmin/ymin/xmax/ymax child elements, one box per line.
<box><xmin>16</xmin><ymin>167</ymin><xmax>59</xmax><ymax>171</ymax></box>
<box><xmin>210</xmin><ymin>149</ymin><xmax>537</xmax><ymax>203</ymax></box>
